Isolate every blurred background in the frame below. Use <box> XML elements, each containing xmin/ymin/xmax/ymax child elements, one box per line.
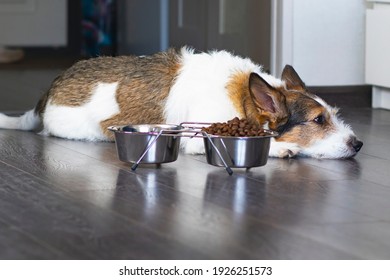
<box><xmin>0</xmin><ymin>0</ymin><xmax>387</xmax><ymax>112</ymax></box>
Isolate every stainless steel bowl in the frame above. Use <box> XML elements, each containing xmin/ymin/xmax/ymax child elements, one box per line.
<box><xmin>203</xmin><ymin>131</ymin><xmax>278</xmax><ymax>168</ymax></box>
<box><xmin>108</xmin><ymin>124</ymin><xmax>182</xmax><ymax>164</ymax></box>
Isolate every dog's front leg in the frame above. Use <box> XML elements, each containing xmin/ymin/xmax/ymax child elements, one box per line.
<box><xmin>268</xmin><ymin>139</ymin><xmax>301</xmax><ymax>158</ymax></box>
<box><xmin>182</xmin><ymin>137</ymin><xmax>206</xmax><ymax>154</ymax></box>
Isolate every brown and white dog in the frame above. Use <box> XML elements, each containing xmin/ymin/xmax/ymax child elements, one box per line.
<box><xmin>0</xmin><ymin>47</ymin><xmax>362</xmax><ymax>158</ymax></box>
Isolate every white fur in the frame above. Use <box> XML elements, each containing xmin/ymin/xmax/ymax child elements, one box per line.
<box><xmin>164</xmin><ymin>50</ymin><xmax>360</xmax><ymax>158</ymax></box>
<box><xmin>164</xmin><ymin>47</ymin><xmax>282</xmax><ymax>154</ymax></box>
<box><xmin>268</xmin><ymin>140</ymin><xmax>301</xmax><ymax>158</ymax></box>
<box><xmin>0</xmin><ymin>109</ymin><xmax>40</xmax><ymax>130</ymax></box>
<box><xmin>41</xmin><ymin>82</ymin><xmax>119</xmax><ymax>141</ymax></box>
<box><xmin>300</xmin><ymin>123</ymin><xmax>356</xmax><ymax>159</ymax></box>
<box><xmin>299</xmin><ymin>97</ymin><xmax>357</xmax><ymax>158</ymax></box>
<box><xmin>268</xmin><ymin>96</ymin><xmax>359</xmax><ymax>159</ymax></box>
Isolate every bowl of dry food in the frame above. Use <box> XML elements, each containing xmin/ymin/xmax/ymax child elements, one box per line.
<box><xmin>201</xmin><ymin>118</ymin><xmax>278</xmax><ymax>171</ymax></box>
<box><xmin>108</xmin><ymin>124</ymin><xmax>182</xmax><ymax>169</ymax></box>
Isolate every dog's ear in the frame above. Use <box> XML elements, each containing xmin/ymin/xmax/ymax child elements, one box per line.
<box><xmin>249</xmin><ymin>73</ymin><xmax>283</xmax><ymax>114</ymax></box>
<box><xmin>281</xmin><ymin>65</ymin><xmax>306</xmax><ymax>91</ymax></box>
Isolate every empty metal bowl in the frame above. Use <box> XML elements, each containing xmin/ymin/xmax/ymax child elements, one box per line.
<box><xmin>203</xmin><ymin>130</ymin><xmax>278</xmax><ymax>168</ymax></box>
<box><xmin>108</xmin><ymin>124</ymin><xmax>182</xmax><ymax>165</ymax></box>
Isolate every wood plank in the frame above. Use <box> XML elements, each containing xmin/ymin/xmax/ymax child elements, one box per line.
<box><xmin>1</xmin><ymin>106</ymin><xmax>390</xmax><ymax>259</ymax></box>
<box><xmin>0</xmin><ymin>161</ymin><xmax>208</xmax><ymax>259</ymax></box>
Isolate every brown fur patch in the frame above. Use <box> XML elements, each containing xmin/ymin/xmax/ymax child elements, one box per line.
<box><xmin>34</xmin><ymin>49</ymin><xmax>182</xmax><ymax>139</ymax></box>
<box><xmin>226</xmin><ymin>71</ymin><xmax>272</xmax><ymax>126</ymax></box>
<box><xmin>226</xmin><ymin>71</ymin><xmax>250</xmax><ymax>118</ymax></box>
<box><xmin>48</xmin><ymin>49</ymin><xmax>180</xmax><ymax>107</ymax></box>
<box><xmin>99</xmin><ymin>49</ymin><xmax>182</xmax><ymax>138</ymax></box>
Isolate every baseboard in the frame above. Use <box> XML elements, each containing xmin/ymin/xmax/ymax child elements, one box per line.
<box><xmin>372</xmin><ymin>86</ymin><xmax>390</xmax><ymax>110</ymax></box>
<box><xmin>308</xmin><ymin>85</ymin><xmax>372</xmax><ymax>108</ymax></box>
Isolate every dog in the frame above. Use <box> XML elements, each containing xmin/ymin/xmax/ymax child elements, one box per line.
<box><xmin>0</xmin><ymin>47</ymin><xmax>362</xmax><ymax>158</ymax></box>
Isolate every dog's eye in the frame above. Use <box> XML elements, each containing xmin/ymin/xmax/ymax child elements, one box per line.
<box><xmin>313</xmin><ymin>115</ymin><xmax>325</xmax><ymax>125</ymax></box>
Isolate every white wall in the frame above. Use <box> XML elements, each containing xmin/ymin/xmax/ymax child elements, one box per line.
<box><xmin>366</xmin><ymin>1</ymin><xmax>390</xmax><ymax>109</ymax></box>
<box><xmin>272</xmin><ymin>0</ymin><xmax>366</xmax><ymax>86</ymax></box>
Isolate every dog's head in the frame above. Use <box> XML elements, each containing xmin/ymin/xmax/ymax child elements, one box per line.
<box><xmin>248</xmin><ymin>65</ymin><xmax>363</xmax><ymax>159</ymax></box>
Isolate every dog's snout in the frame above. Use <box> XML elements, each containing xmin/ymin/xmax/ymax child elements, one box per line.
<box><xmin>349</xmin><ymin>136</ymin><xmax>363</xmax><ymax>153</ymax></box>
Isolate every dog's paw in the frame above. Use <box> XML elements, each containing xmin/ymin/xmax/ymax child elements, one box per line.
<box><xmin>182</xmin><ymin>138</ymin><xmax>206</xmax><ymax>154</ymax></box>
<box><xmin>268</xmin><ymin>141</ymin><xmax>301</xmax><ymax>158</ymax></box>
<box><xmin>276</xmin><ymin>148</ymin><xmax>300</xmax><ymax>158</ymax></box>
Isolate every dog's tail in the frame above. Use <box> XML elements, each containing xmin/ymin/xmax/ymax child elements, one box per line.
<box><xmin>0</xmin><ymin>109</ymin><xmax>41</xmax><ymax>131</ymax></box>
<box><xmin>0</xmin><ymin>90</ymin><xmax>48</xmax><ymax>131</ymax></box>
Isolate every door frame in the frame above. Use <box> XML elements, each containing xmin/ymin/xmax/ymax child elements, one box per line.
<box><xmin>270</xmin><ymin>0</ymin><xmax>293</xmax><ymax>76</ymax></box>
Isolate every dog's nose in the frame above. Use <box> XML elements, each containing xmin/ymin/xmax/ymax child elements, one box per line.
<box><xmin>349</xmin><ymin>136</ymin><xmax>363</xmax><ymax>153</ymax></box>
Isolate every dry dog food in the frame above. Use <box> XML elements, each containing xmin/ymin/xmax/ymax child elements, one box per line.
<box><xmin>202</xmin><ymin>117</ymin><xmax>268</xmax><ymax>137</ymax></box>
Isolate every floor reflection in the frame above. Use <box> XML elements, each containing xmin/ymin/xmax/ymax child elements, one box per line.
<box><xmin>265</xmin><ymin>157</ymin><xmax>362</xmax><ymax>185</ymax></box>
<box><xmin>114</xmin><ymin>168</ymin><xmax>180</xmax><ymax>226</ymax></box>
<box><xmin>204</xmin><ymin>171</ymin><xmax>267</xmax><ymax>216</ymax></box>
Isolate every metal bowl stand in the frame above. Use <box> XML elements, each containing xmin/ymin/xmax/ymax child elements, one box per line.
<box><xmin>129</xmin><ymin>122</ymin><xmax>234</xmax><ymax>175</ymax></box>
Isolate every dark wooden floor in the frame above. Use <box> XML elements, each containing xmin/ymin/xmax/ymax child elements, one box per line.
<box><xmin>1</xmin><ymin>62</ymin><xmax>390</xmax><ymax>260</ymax></box>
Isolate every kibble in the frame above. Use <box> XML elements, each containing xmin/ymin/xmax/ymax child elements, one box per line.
<box><xmin>202</xmin><ymin>117</ymin><xmax>268</xmax><ymax>137</ymax></box>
